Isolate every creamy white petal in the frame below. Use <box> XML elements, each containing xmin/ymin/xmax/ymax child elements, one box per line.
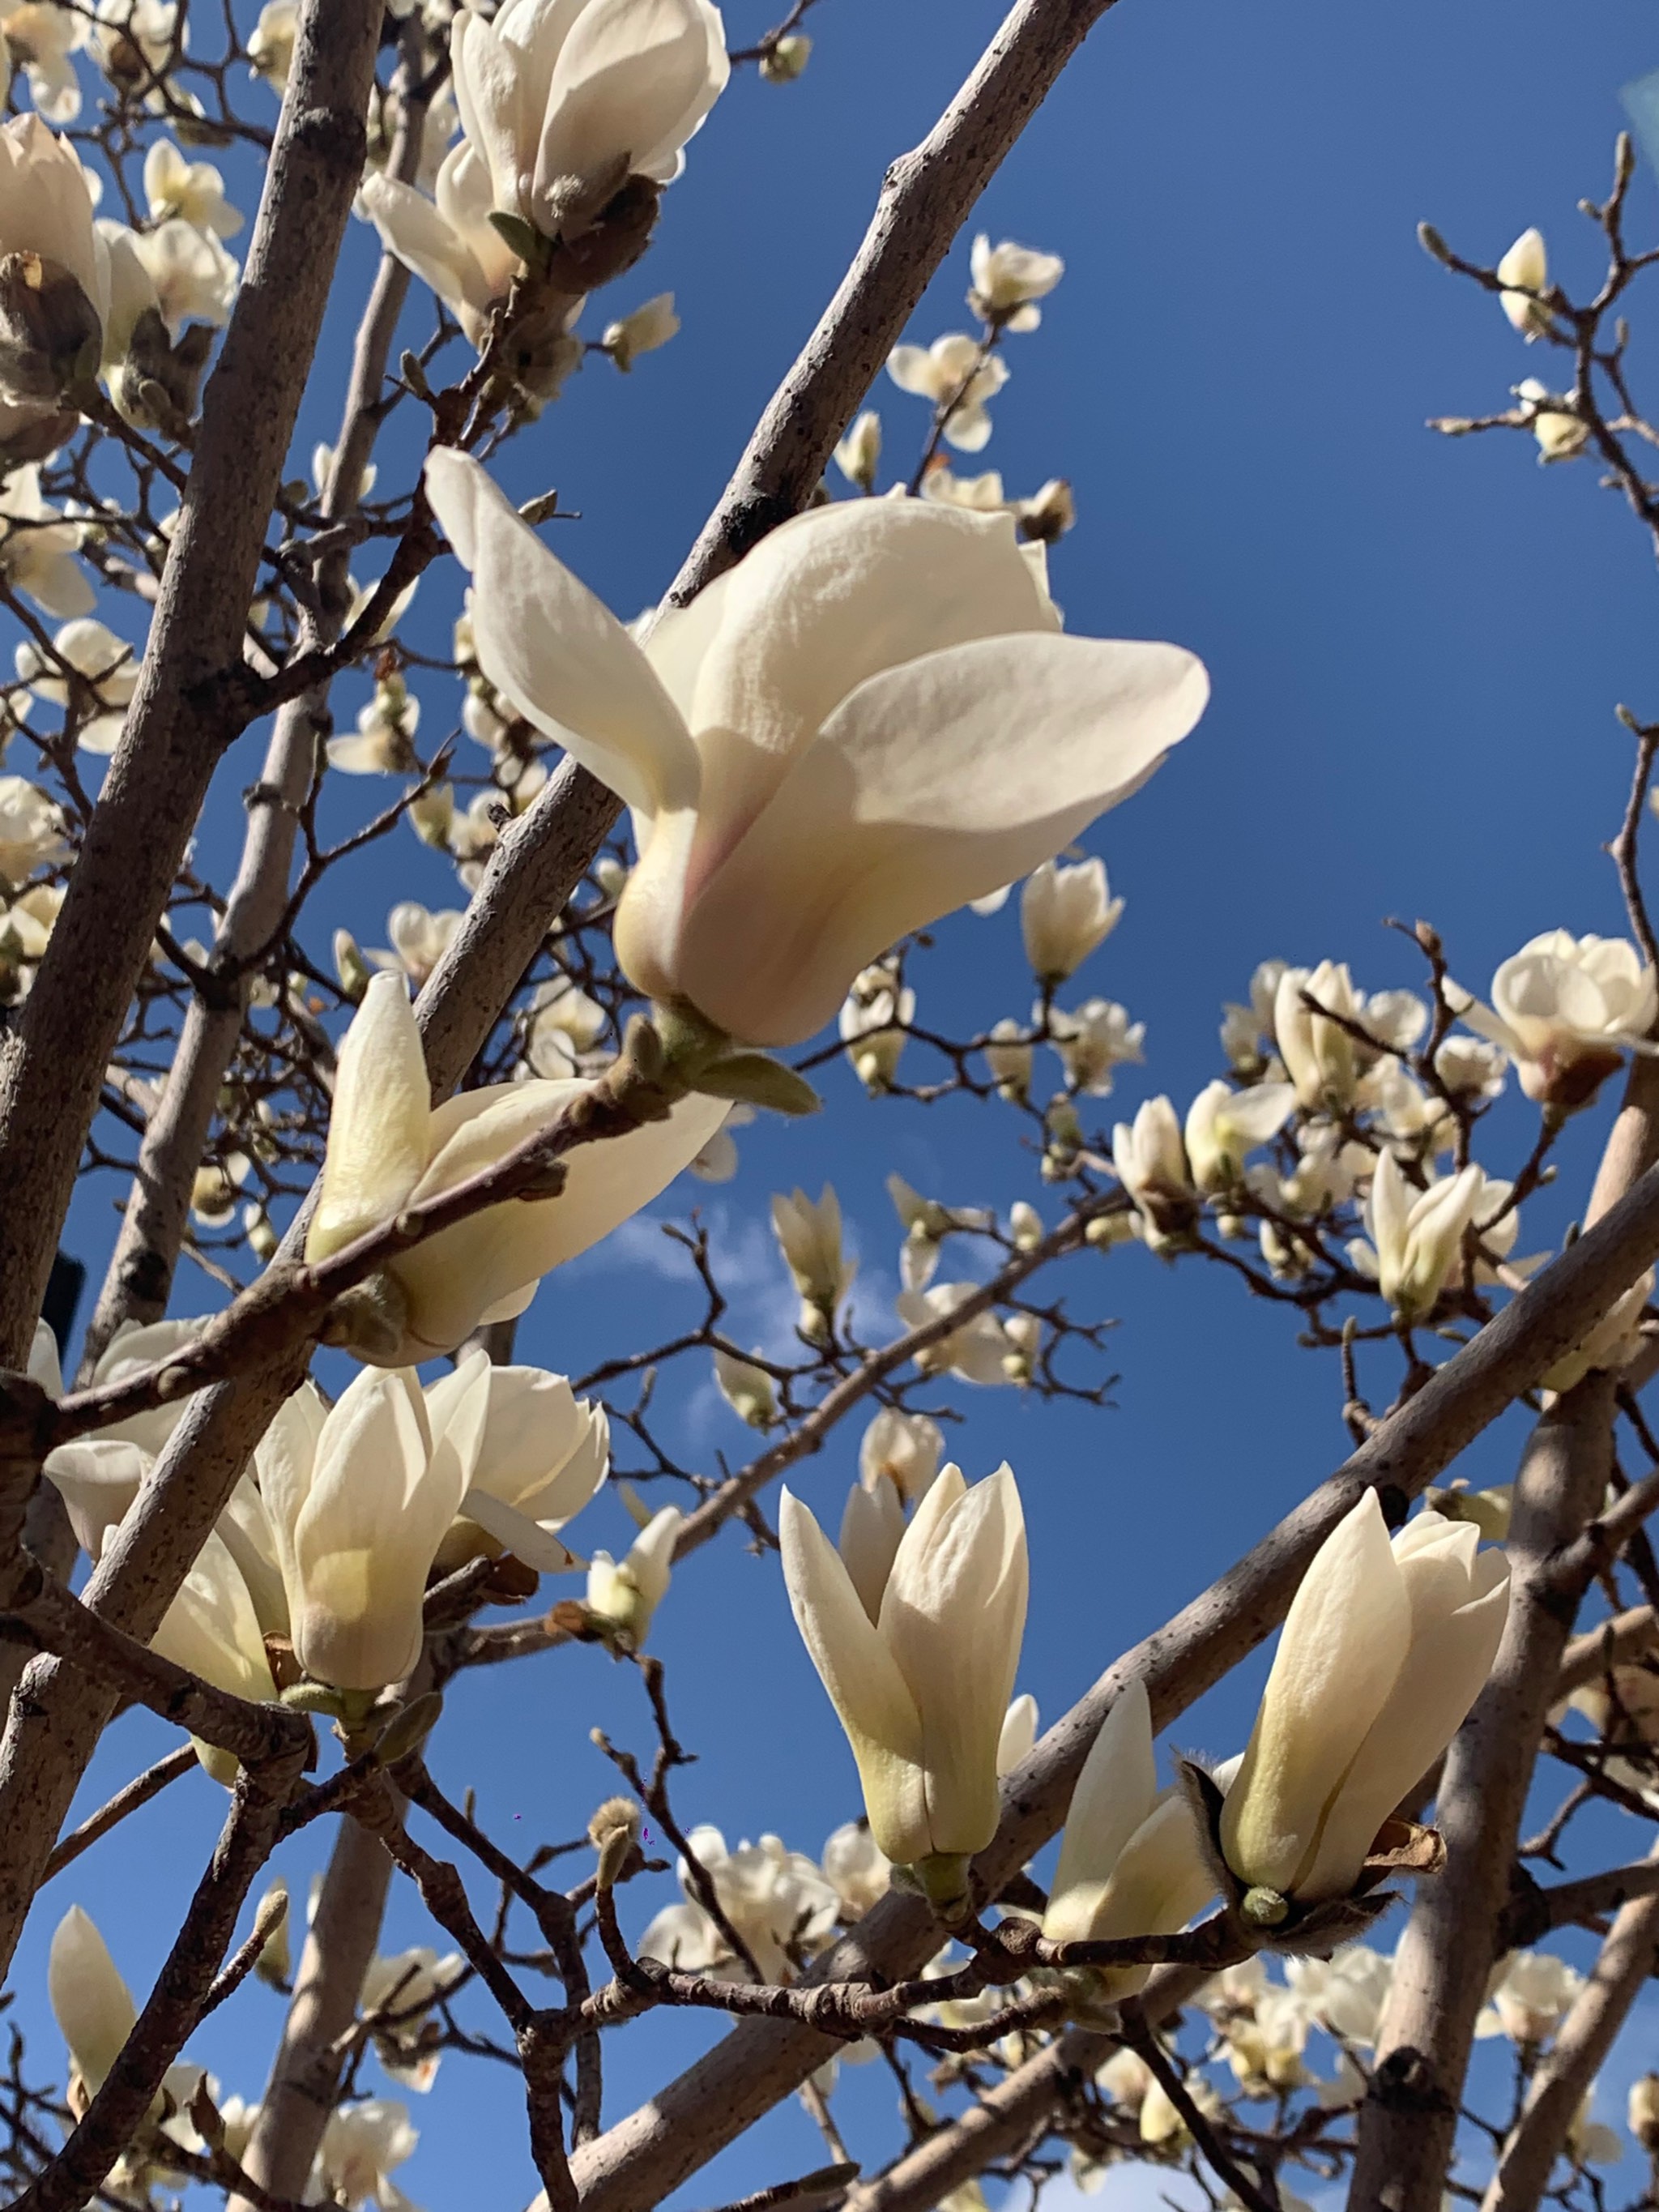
<box><xmin>424</xmin><ymin>450</ymin><xmax>697</xmax><ymax>815</ymax></box>
<box><xmin>307</xmin><ymin>972</ymin><xmax>431</xmax><ymax>1264</ymax></box>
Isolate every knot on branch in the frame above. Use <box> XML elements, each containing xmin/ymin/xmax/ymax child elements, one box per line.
<box><xmin>285</xmin><ymin>105</ymin><xmax>370</xmax><ymax>179</ymax></box>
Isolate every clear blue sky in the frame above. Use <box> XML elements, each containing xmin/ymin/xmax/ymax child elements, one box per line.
<box><xmin>36</xmin><ymin>0</ymin><xmax>1659</xmax><ymax>2204</ymax></box>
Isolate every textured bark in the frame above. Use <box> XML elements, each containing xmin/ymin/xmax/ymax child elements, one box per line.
<box><xmin>0</xmin><ymin>0</ymin><xmax>383</xmax><ymax>1368</ymax></box>
<box><xmin>1346</xmin><ymin>1374</ymin><xmax>1618</xmax><ymax>2212</ymax></box>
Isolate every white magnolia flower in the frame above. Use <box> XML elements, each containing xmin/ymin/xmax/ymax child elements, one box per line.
<box><xmin>2</xmin><ymin>5</ymin><xmax>87</xmax><ymax>122</ymax></box>
<box><xmin>1282</xmin><ymin>1944</ymin><xmax>1393</xmax><ymax>2048</ymax></box>
<box><xmin>833</xmin><ymin>409</ymin><xmax>881</xmax><ymax>492</ymax></box>
<box><xmin>91</xmin><ymin>0</ymin><xmax>183</xmax><ymax>102</ymax></box>
<box><xmin>895</xmin><ymin>1282</ymin><xmax>1028</xmax><ymax>1387</ymax></box>
<box><xmin>1541</xmin><ymin>1267</ymin><xmax>1653</xmax><ymax>1394</ymax></box>
<box><xmin>713</xmin><ymin>1344</ymin><xmax>776</xmax><ymax>1428</ymax></box>
<box><xmin>886</xmin><ymin>333</ymin><xmax>1009</xmax><ymax>451</ymax></box>
<box><xmin>313</xmin><ymin>2099</ymin><xmax>420</xmax><ymax>2212</ymax></box>
<box><xmin>1631</xmin><ymin>2074</ymin><xmax>1659</xmax><ymax>2150</ymax></box>
<box><xmin>983</xmin><ymin>1018</ymin><xmax>1033</xmax><ymax>1100</ymax></box>
<box><xmin>368</xmin><ymin>901</ymin><xmax>461</xmax><ymax>988</ymax></box>
<box><xmin>996</xmin><ymin>1691</ymin><xmax>1038</xmax><ymax>1775</ymax></box>
<box><xmin>638</xmin><ymin>1825</ymin><xmax>839</xmax><ymax>1983</ymax></box>
<box><xmin>1184</xmin><ymin>1078</ymin><xmax>1296</xmax><ymax>1193</ymax></box>
<box><xmin>305</xmin><ymin>971</ymin><xmax>724</xmax><ymax>1362</ymax></box>
<box><xmin>686</xmin><ymin>1099</ymin><xmax>748</xmax><ymax>1181</ymax></box>
<box><xmin>1453</xmin><ymin>931</ymin><xmax>1656</xmax><ymax>1108</ymax></box>
<box><xmin>1497</xmin><ymin>226</ymin><xmax>1549</xmax><ymax>339</ymax></box>
<box><xmin>586</xmin><ymin>1503</ymin><xmax>681</xmax><ymax>1646</ymax></box>
<box><xmin>1049</xmin><ymin>997</ymin><xmax>1145</xmax><ymax>1094</ymax></box>
<box><xmin>151</xmin><ymin>1528</ymin><xmax>277</xmax><ymax>1783</ymax></box>
<box><xmin>859</xmin><ymin>1407</ymin><xmax>943</xmax><ymax>1508</ymax></box>
<box><xmin>1042</xmin><ymin>1680</ymin><xmax>1216</xmax><ymax>1996</ymax></box>
<box><xmin>1476</xmin><ymin>1949</ymin><xmax>1584</xmax><ymax>2046</ymax></box>
<box><xmin>0</xmin><ymin>773</ymin><xmax>66</xmax><ymax>884</ymax></box>
<box><xmin>246</xmin><ymin>0</ymin><xmax>296</xmax><ymax>91</ymax></box>
<box><xmin>821</xmin><ymin>1818</ymin><xmax>889</xmax><ymax>1918</ymax></box>
<box><xmin>1516</xmin><ymin>377</ymin><xmax>1587</xmax><ymax>463</ymax></box>
<box><xmin>1112</xmin><ymin>1095</ymin><xmax>1195</xmax><ymax>1245</ymax></box>
<box><xmin>1273</xmin><ymin>960</ymin><xmax>1364</xmax><ymax>1112</ymax></box>
<box><xmin>524</xmin><ymin>977</ymin><xmax>608</xmax><ymax>1077</ymax></box>
<box><xmin>920</xmin><ymin>463</ymin><xmax>1005</xmax><ymax>513</ymax></box>
<box><xmin>0</xmin><ymin>116</ymin><xmax>107</xmax><ymax>404</ymax></box>
<box><xmin>1220</xmin><ymin>1496</ymin><xmax>1509</xmax><ymax>1902</ymax></box>
<box><xmin>128</xmin><ymin>216</ymin><xmax>237</xmax><ymax>335</ymax></box>
<box><xmin>15</xmin><ymin>615</ymin><xmax>137</xmax><ymax>751</ymax></box>
<box><xmin>363</xmin><ymin>0</ymin><xmax>727</xmax><ymax>343</ymax></box>
<box><xmin>772</xmin><ymin>1184</ymin><xmax>855</xmax><ymax>1333</ymax></box>
<box><xmin>0</xmin><ymin>463</ymin><xmax>88</xmax><ymax>615</ymax></box>
<box><xmin>425</xmin><ymin>1349</ymin><xmax>607</xmax><ymax>1573</ymax></box>
<box><xmin>258</xmin><ymin>1369</ymin><xmax>471</xmax><ymax>1691</ymax></box>
<box><xmin>1354</xmin><ymin>1150</ymin><xmax>1484</xmax><ymax>1323</ymax></box>
<box><xmin>1434</xmin><ymin>1032</ymin><xmax>1508</xmax><ymax>1102</ymax></box>
<box><xmin>839</xmin><ymin>967</ymin><xmax>914</xmax><ymax>1091</ymax></box>
<box><xmin>969</xmin><ymin>233</ymin><xmax>1063</xmax><ymax>327</ymax></box>
<box><xmin>425</xmin><ymin>452</ymin><xmax>1207</xmax><ymax>1046</ymax></box>
<box><xmin>142</xmin><ymin>138</ymin><xmax>241</xmax><ymax>237</ymax></box>
<box><xmin>49</xmin><ymin>1905</ymin><xmax>139</xmax><ymax>2095</ymax></box>
<box><xmin>603</xmin><ymin>291</ymin><xmax>677</xmax><ymax>368</ymax></box>
<box><xmin>359</xmin><ymin>1947</ymin><xmax>466</xmax><ymax>2091</ymax></box>
<box><xmin>327</xmin><ymin>677</ymin><xmax>420</xmax><ymax>775</ymax></box>
<box><xmin>780</xmin><ymin>1465</ymin><xmax>1027</xmax><ymax>1872</ymax></box>
<box><xmin>1020</xmin><ymin>856</ymin><xmax>1121</xmax><ymax>982</ymax></box>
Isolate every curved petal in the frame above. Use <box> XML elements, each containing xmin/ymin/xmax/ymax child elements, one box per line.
<box><xmin>42</xmin><ymin>1436</ymin><xmax>149</xmax><ymax>1557</ymax></box>
<box><xmin>665</xmin><ymin>632</ymin><xmax>1207</xmax><ymax>1044</ymax></box>
<box><xmin>838</xmin><ymin>1477</ymin><xmax>904</xmax><ymax>1623</ymax></box>
<box><xmin>1299</xmin><ymin>1551</ymin><xmax>1509</xmax><ymax>1900</ymax></box>
<box><xmin>49</xmin><ymin>1907</ymin><xmax>135</xmax><ymax>2093</ymax></box>
<box><xmin>535</xmin><ymin>0</ymin><xmax>718</xmax><ymax>199</ymax></box>
<box><xmin>779</xmin><ymin>1488</ymin><xmax>928</xmax><ymax>1864</ymax></box>
<box><xmin>680</xmin><ymin>499</ymin><xmax>1060</xmax><ymax>882</ymax></box>
<box><xmin>456</xmin><ymin>1484</ymin><xmax>582</xmax><ymax>1574</ymax></box>
<box><xmin>1047</xmin><ymin>1679</ymin><xmax>1158</xmax><ymax>1931</ymax></box>
<box><xmin>307</xmin><ymin>972</ymin><xmax>431</xmax><ymax>1264</ymax></box>
<box><xmin>357</xmin><ymin>171</ymin><xmax>488</xmax><ymax>320</ymax></box>
<box><xmin>881</xmin><ymin>1466</ymin><xmax>1026</xmax><ymax>1857</ymax></box>
<box><xmin>424</xmin><ymin>450</ymin><xmax>697</xmax><ymax>816</ymax></box>
<box><xmin>1219</xmin><ymin>1491</ymin><xmax>1412</xmax><ymax>1894</ymax></box>
<box><xmin>451</xmin><ymin>4</ymin><xmax>536</xmax><ymax>216</ymax></box>
<box><xmin>383</xmin><ymin>1080</ymin><xmax>727</xmax><ymax>1359</ymax></box>
<box><xmin>152</xmin><ymin>1530</ymin><xmax>275</xmax><ymax>1706</ymax></box>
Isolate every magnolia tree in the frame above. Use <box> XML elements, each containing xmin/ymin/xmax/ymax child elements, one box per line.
<box><xmin>0</xmin><ymin>6</ymin><xmax>1657</xmax><ymax>2212</ymax></box>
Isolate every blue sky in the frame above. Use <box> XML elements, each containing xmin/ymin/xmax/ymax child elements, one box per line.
<box><xmin>32</xmin><ymin>0</ymin><xmax>1659</xmax><ymax>2205</ymax></box>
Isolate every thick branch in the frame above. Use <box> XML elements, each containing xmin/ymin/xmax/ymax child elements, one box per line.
<box><xmin>0</xmin><ymin>0</ymin><xmax>383</xmax><ymax>1366</ymax></box>
<box><xmin>1482</xmin><ymin>1848</ymin><xmax>1659</xmax><ymax>2211</ymax></box>
<box><xmin>565</xmin><ymin>1172</ymin><xmax>1659</xmax><ymax>2212</ymax></box>
<box><xmin>1348</xmin><ymin>1372</ymin><xmax>1618</xmax><ymax>2212</ymax></box>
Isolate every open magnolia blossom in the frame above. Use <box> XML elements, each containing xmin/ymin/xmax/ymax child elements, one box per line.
<box><xmin>1184</xmin><ymin>1078</ymin><xmax>1296</xmax><ymax>1193</ymax></box>
<box><xmin>361</xmin><ymin>0</ymin><xmax>727</xmax><ymax>344</ymax></box>
<box><xmin>305</xmin><ymin>971</ymin><xmax>724</xmax><ymax>1362</ymax></box>
<box><xmin>586</xmin><ymin>1502</ymin><xmax>681</xmax><ymax>1645</ymax></box>
<box><xmin>1476</xmin><ymin>1949</ymin><xmax>1584</xmax><ymax>2045</ymax></box>
<box><xmin>0</xmin><ymin>115</ymin><xmax>108</xmax><ymax>406</ymax></box>
<box><xmin>313</xmin><ymin>2099</ymin><xmax>420</xmax><ymax>2212</ymax></box>
<box><xmin>257</xmin><ymin>1369</ymin><xmax>472</xmax><ymax>1692</ymax></box>
<box><xmin>1042</xmin><ymin>1680</ymin><xmax>1217</xmax><ymax>1996</ymax></box>
<box><xmin>1020</xmin><ymin>855</ymin><xmax>1121</xmax><ymax>983</ymax></box>
<box><xmin>859</xmin><ymin>1407</ymin><xmax>945</xmax><ymax>1505</ymax></box>
<box><xmin>1273</xmin><ymin>960</ymin><xmax>1364</xmax><ymax>1113</ymax></box>
<box><xmin>821</xmin><ymin>1817</ymin><xmax>890</xmax><ymax>1919</ymax></box>
<box><xmin>780</xmin><ymin>1465</ymin><xmax>1027</xmax><ymax>1881</ymax></box>
<box><xmin>1352</xmin><ymin>1150</ymin><xmax>1485</xmax><ymax>1324</ymax></box>
<box><xmin>423</xmin><ymin>449</ymin><xmax>1208</xmax><ymax>1046</ymax></box>
<box><xmin>1451</xmin><ymin>931</ymin><xmax>1657</xmax><ymax>1109</ymax></box>
<box><xmin>15</xmin><ymin>613</ymin><xmax>137</xmax><ymax>752</ymax></box>
<box><xmin>1220</xmin><ymin>1494</ymin><xmax>1509</xmax><ymax>1905</ymax></box>
<box><xmin>359</xmin><ymin>1948</ymin><xmax>467</xmax><ymax>2090</ymax></box>
<box><xmin>1112</xmin><ymin>1095</ymin><xmax>1196</xmax><ymax>1245</ymax></box>
<box><xmin>425</xmin><ymin>1352</ymin><xmax>608</xmax><ymax>1574</ymax></box>
<box><xmin>638</xmin><ymin>1824</ymin><xmax>840</xmax><ymax>1983</ymax></box>
<box><xmin>0</xmin><ymin>465</ymin><xmax>91</xmax><ymax>618</ymax></box>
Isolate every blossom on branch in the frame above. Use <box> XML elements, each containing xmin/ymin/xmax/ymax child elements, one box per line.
<box><xmin>1451</xmin><ymin>929</ymin><xmax>1657</xmax><ymax>1110</ymax></box>
<box><xmin>780</xmin><ymin>1465</ymin><xmax>1026</xmax><ymax>1902</ymax></box>
<box><xmin>422</xmin><ymin>451</ymin><xmax>1208</xmax><ymax>1047</ymax></box>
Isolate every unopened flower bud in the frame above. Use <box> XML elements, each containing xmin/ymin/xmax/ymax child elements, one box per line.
<box><xmin>760</xmin><ymin>32</ymin><xmax>812</xmax><ymax>81</ymax></box>
<box><xmin>333</xmin><ymin>929</ymin><xmax>371</xmax><ymax>1003</ymax></box>
<box><xmin>243</xmin><ymin>1205</ymin><xmax>278</xmax><ymax>1261</ymax></box>
<box><xmin>1085</xmin><ymin>1211</ymin><xmax>1136</xmax><ymax>1249</ymax></box>
<box><xmin>407</xmin><ymin>783</ymin><xmax>454</xmax><ymax>850</ymax></box>
<box><xmin>1009</xmin><ymin>1200</ymin><xmax>1043</xmax><ymax>1250</ymax></box>
<box><xmin>984</xmin><ymin>1018</ymin><xmax>1032</xmax><ymax>1101</ymax></box>
<box><xmin>1497</xmin><ymin>227</ymin><xmax>1549</xmax><ymax>339</ymax></box>
<box><xmin>588</xmin><ymin>1795</ymin><xmax>641</xmax><ymax>1889</ymax></box>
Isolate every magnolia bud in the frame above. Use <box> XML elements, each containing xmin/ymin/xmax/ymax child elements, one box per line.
<box><xmin>0</xmin><ymin>252</ymin><xmax>101</xmax><ymax>408</ymax></box>
<box><xmin>834</xmin><ymin>410</ymin><xmax>882</xmax><ymax>493</ymax></box>
<box><xmin>333</xmin><ymin>929</ymin><xmax>371</xmax><ymax>1003</ymax></box>
<box><xmin>588</xmin><ymin>1795</ymin><xmax>641</xmax><ymax>1889</ymax></box>
<box><xmin>407</xmin><ymin>783</ymin><xmax>454</xmax><ymax>849</ymax></box>
<box><xmin>760</xmin><ymin>32</ymin><xmax>812</xmax><ymax>80</ymax></box>
<box><xmin>1630</xmin><ymin>2073</ymin><xmax>1659</xmax><ymax>2151</ymax></box>
<box><xmin>115</xmin><ymin>309</ymin><xmax>212</xmax><ymax>435</ymax></box>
